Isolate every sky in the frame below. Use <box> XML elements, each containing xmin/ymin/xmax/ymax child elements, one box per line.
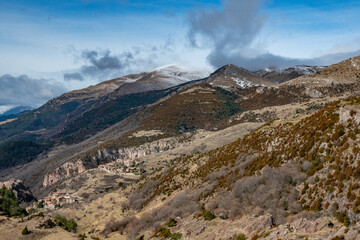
<box><xmin>0</xmin><ymin>0</ymin><xmax>360</xmax><ymax>110</ymax></box>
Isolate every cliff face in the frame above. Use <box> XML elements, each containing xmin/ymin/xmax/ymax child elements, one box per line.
<box><xmin>92</xmin><ymin>137</ymin><xmax>180</xmax><ymax>164</ymax></box>
<box><xmin>42</xmin><ymin>160</ymin><xmax>86</xmax><ymax>187</ymax></box>
<box><xmin>42</xmin><ymin>137</ymin><xmax>182</xmax><ymax>188</ymax></box>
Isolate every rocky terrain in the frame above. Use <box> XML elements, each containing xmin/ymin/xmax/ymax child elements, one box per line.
<box><xmin>255</xmin><ymin>65</ymin><xmax>323</xmax><ymax>84</ymax></box>
<box><xmin>0</xmin><ymin>56</ymin><xmax>360</xmax><ymax>239</ymax></box>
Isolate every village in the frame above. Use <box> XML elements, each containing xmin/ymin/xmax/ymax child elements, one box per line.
<box><xmin>25</xmin><ymin>190</ymin><xmax>84</xmax><ymax>212</ymax></box>
<box><xmin>25</xmin><ymin>158</ymin><xmax>146</xmax><ymax>212</ymax></box>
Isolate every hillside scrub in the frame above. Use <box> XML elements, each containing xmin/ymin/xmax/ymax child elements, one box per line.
<box><xmin>101</xmin><ymin>95</ymin><xmax>360</xmax><ymax>237</ymax></box>
<box><xmin>205</xmin><ymin>163</ymin><xmax>305</xmax><ymax>223</ymax></box>
<box><xmin>103</xmin><ymin>191</ymin><xmax>198</xmax><ymax>238</ymax></box>
<box><xmin>54</xmin><ymin>215</ymin><xmax>78</xmax><ymax>232</ymax></box>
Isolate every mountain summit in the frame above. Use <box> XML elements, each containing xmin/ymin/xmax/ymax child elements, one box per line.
<box><xmin>206</xmin><ymin>64</ymin><xmax>274</xmax><ymax>90</ymax></box>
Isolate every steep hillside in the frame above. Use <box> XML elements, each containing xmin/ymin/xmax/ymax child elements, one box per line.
<box><xmin>206</xmin><ymin>64</ymin><xmax>274</xmax><ymax>90</ymax></box>
<box><xmin>0</xmin><ymin>66</ymin><xmax>206</xmax><ymax>144</ymax></box>
<box><xmin>0</xmin><ymin>67</ymin><xmax>208</xmax><ymax>171</ymax></box>
<box><xmin>83</xmin><ymin>95</ymin><xmax>360</xmax><ymax>240</ymax></box>
<box><xmin>107</xmin><ymin>65</ymin><xmax>209</xmax><ymax>97</ymax></box>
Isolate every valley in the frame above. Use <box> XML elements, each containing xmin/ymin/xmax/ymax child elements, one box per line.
<box><xmin>0</xmin><ymin>56</ymin><xmax>360</xmax><ymax>240</ymax></box>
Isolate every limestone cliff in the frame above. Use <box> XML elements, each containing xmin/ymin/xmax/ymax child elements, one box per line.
<box><xmin>42</xmin><ymin>137</ymin><xmax>182</xmax><ymax>188</ymax></box>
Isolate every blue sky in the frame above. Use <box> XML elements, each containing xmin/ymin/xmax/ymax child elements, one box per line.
<box><xmin>0</xmin><ymin>0</ymin><xmax>360</xmax><ymax>109</ymax></box>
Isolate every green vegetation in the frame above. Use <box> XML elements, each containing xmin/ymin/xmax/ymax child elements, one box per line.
<box><xmin>251</xmin><ymin>234</ymin><xmax>260</xmax><ymax>240</ymax></box>
<box><xmin>0</xmin><ymin>140</ymin><xmax>50</xmax><ymax>170</ymax></box>
<box><xmin>0</xmin><ymin>186</ymin><xmax>25</xmax><ymax>216</ymax></box>
<box><xmin>57</xmin><ymin>89</ymin><xmax>176</xmax><ymax>144</ymax></box>
<box><xmin>153</xmin><ymin>227</ymin><xmax>182</xmax><ymax>239</ymax></box>
<box><xmin>0</xmin><ymin>101</ymin><xmax>82</xmax><ymax>142</ymax></box>
<box><xmin>21</xmin><ymin>226</ymin><xmax>30</xmax><ymax>235</ymax></box>
<box><xmin>230</xmin><ymin>233</ymin><xmax>247</xmax><ymax>240</ymax></box>
<box><xmin>331</xmin><ymin>236</ymin><xmax>345</xmax><ymax>240</ymax></box>
<box><xmin>78</xmin><ymin>233</ymin><xmax>88</xmax><ymax>240</ymax></box>
<box><xmin>202</xmin><ymin>209</ymin><xmax>216</xmax><ymax>221</ymax></box>
<box><xmin>165</xmin><ymin>218</ymin><xmax>177</xmax><ymax>227</ymax></box>
<box><xmin>215</xmin><ymin>87</ymin><xmax>243</xmax><ymax>119</ymax></box>
<box><xmin>54</xmin><ymin>215</ymin><xmax>78</xmax><ymax>232</ymax></box>
<box><xmin>335</xmin><ymin>211</ymin><xmax>350</xmax><ymax>227</ymax></box>
<box><xmin>0</xmin><ymin>114</ymin><xmax>17</xmax><ymax>122</ymax></box>
<box><xmin>37</xmin><ymin>201</ymin><xmax>44</xmax><ymax>208</ymax></box>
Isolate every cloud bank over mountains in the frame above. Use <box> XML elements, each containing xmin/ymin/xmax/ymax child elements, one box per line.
<box><xmin>187</xmin><ymin>0</ymin><xmax>360</xmax><ymax>70</ymax></box>
<box><xmin>1</xmin><ymin>0</ymin><xmax>360</xmax><ymax>109</ymax></box>
<box><xmin>0</xmin><ymin>74</ymin><xmax>66</xmax><ymax>107</ymax></box>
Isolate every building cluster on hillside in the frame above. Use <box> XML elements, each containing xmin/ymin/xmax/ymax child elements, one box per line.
<box><xmin>36</xmin><ymin>190</ymin><xmax>83</xmax><ymax>210</ymax></box>
<box><xmin>98</xmin><ymin>158</ymin><xmax>146</xmax><ymax>175</ymax></box>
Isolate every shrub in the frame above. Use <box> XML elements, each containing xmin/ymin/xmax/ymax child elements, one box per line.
<box><xmin>311</xmin><ymin>198</ymin><xmax>323</xmax><ymax>212</ymax></box>
<box><xmin>230</xmin><ymin>233</ymin><xmax>246</xmax><ymax>240</ymax></box>
<box><xmin>165</xmin><ymin>218</ymin><xmax>177</xmax><ymax>227</ymax></box>
<box><xmin>335</xmin><ymin>212</ymin><xmax>350</xmax><ymax>227</ymax></box>
<box><xmin>331</xmin><ymin>236</ymin><xmax>345</xmax><ymax>240</ymax></box>
<box><xmin>78</xmin><ymin>233</ymin><xmax>87</xmax><ymax>240</ymax></box>
<box><xmin>251</xmin><ymin>234</ymin><xmax>260</xmax><ymax>240</ymax></box>
<box><xmin>54</xmin><ymin>215</ymin><xmax>77</xmax><ymax>232</ymax></box>
<box><xmin>203</xmin><ymin>210</ymin><xmax>216</xmax><ymax>221</ymax></box>
<box><xmin>27</xmin><ymin>208</ymin><xmax>37</xmax><ymax>214</ymax></box>
<box><xmin>171</xmin><ymin>232</ymin><xmax>182</xmax><ymax>240</ymax></box>
<box><xmin>21</xmin><ymin>226</ymin><xmax>30</xmax><ymax>235</ymax></box>
<box><xmin>153</xmin><ymin>227</ymin><xmax>172</xmax><ymax>238</ymax></box>
<box><xmin>37</xmin><ymin>201</ymin><xmax>44</xmax><ymax>208</ymax></box>
<box><xmin>65</xmin><ymin>219</ymin><xmax>78</xmax><ymax>232</ymax></box>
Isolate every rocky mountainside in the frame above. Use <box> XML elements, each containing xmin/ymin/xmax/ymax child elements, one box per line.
<box><xmin>1</xmin><ymin>56</ymin><xmax>360</xmax><ymax>239</ymax></box>
<box><xmin>2</xmin><ymin>57</ymin><xmax>360</xmax><ymax>195</ymax></box>
<box><xmin>255</xmin><ymin>65</ymin><xmax>323</xmax><ymax>84</ymax></box>
<box><xmin>0</xmin><ymin>66</ymin><xmax>209</xmax><ymax>174</ymax></box>
<box><xmin>283</xmin><ymin>56</ymin><xmax>360</xmax><ymax>87</ymax></box>
<box><xmin>110</xmin><ymin>65</ymin><xmax>209</xmax><ymax>97</ymax></box>
<box><xmin>76</xmin><ymin>94</ymin><xmax>360</xmax><ymax>240</ymax></box>
<box><xmin>206</xmin><ymin>64</ymin><xmax>274</xmax><ymax>90</ymax></box>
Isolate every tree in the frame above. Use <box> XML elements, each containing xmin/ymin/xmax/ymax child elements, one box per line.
<box><xmin>0</xmin><ymin>186</ymin><xmax>25</xmax><ymax>216</ymax></box>
<box><xmin>21</xmin><ymin>226</ymin><xmax>30</xmax><ymax>235</ymax></box>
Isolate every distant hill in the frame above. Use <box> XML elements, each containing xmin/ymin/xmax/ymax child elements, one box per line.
<box><xmin>0</xmin><ymin>106</ymin><xmax>33</xmax><ymax>116</ymax></box>
<box><xmin>282</xmin><ymin>56</ymin><xmax>360</xmax><ymax>86</ymax></box>
<box><xmin>255</xmin><ymin>65</ymin><xmax>323</xmax><ymax>84</ymax></box>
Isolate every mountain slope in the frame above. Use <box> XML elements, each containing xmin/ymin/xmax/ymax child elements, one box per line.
<box><xmin>283</xmin><ymin>56</ymin><xmax>360</xmax><ymax>86</ymax></box>
<box><xmin>107</xmin><ymin>64</ymin><xmax>209</xmax><ymax>97</ymax></box>
<box><xmin>207</xmin><ymin>64</ymin><xmax>274</xmax><ymax>90</ymax></box>
<box><xmin>255</xmin><ymin>65</ymin><xmax>323</xmax><ymax>84</ymax></box>
<box><xmin>88</xmin><ymin>95</ymin><xmax>360</xmax><ymax>240</ymax></box>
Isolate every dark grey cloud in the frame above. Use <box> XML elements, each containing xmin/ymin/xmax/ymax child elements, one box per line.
<box><xmin>0</xmin><ymin>74</ymin><xmax>67</xmax><ymax>107</ymax></box>
<box><xmin>64</xmin><ymin>49</ymin><xmax>136</xmax><ymax>81</ymax></box>
<box><xmin>80</xmin><ymin>50</ymin><xmax>127</xmax><ymax>75</ymax></box>
<box><xmin>64</xmin><ymin>45</ymin><xmax>176</xmax><ymax>81</ymax></box>
<box><xmin>64</xmin><ymin>72</ymin><xmax>84</xmax><ymax>81</ymax></box>
<box><xmin>188</xmin><ymin>0</ymin><xmax>360</xmax><ymax>70</ymax></box>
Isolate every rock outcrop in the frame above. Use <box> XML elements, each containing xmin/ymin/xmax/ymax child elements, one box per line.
<box><xmin>42</xmin><ymin>160</ymin><xmax>85</xmax><ymax>187</ymax></box>
<box><xmin>0</xmin><ymin>179</ymin><xmax>36</xmax><ymax>203</ymax></box>
<box><xmin>42</xmin><ymin>137</ymin><xmax>182</xmax><ymax>188</ymax></box>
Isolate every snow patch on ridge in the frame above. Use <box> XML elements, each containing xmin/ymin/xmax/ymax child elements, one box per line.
<box><xmin>152</xmin><ymin>64</ymin><xmax>211</xmax><ymax>85</ymax></box>
<box><xmin>231</xmin><ymin>77</ymin><xmax>265</xmax><ymax>88</ymax></box>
